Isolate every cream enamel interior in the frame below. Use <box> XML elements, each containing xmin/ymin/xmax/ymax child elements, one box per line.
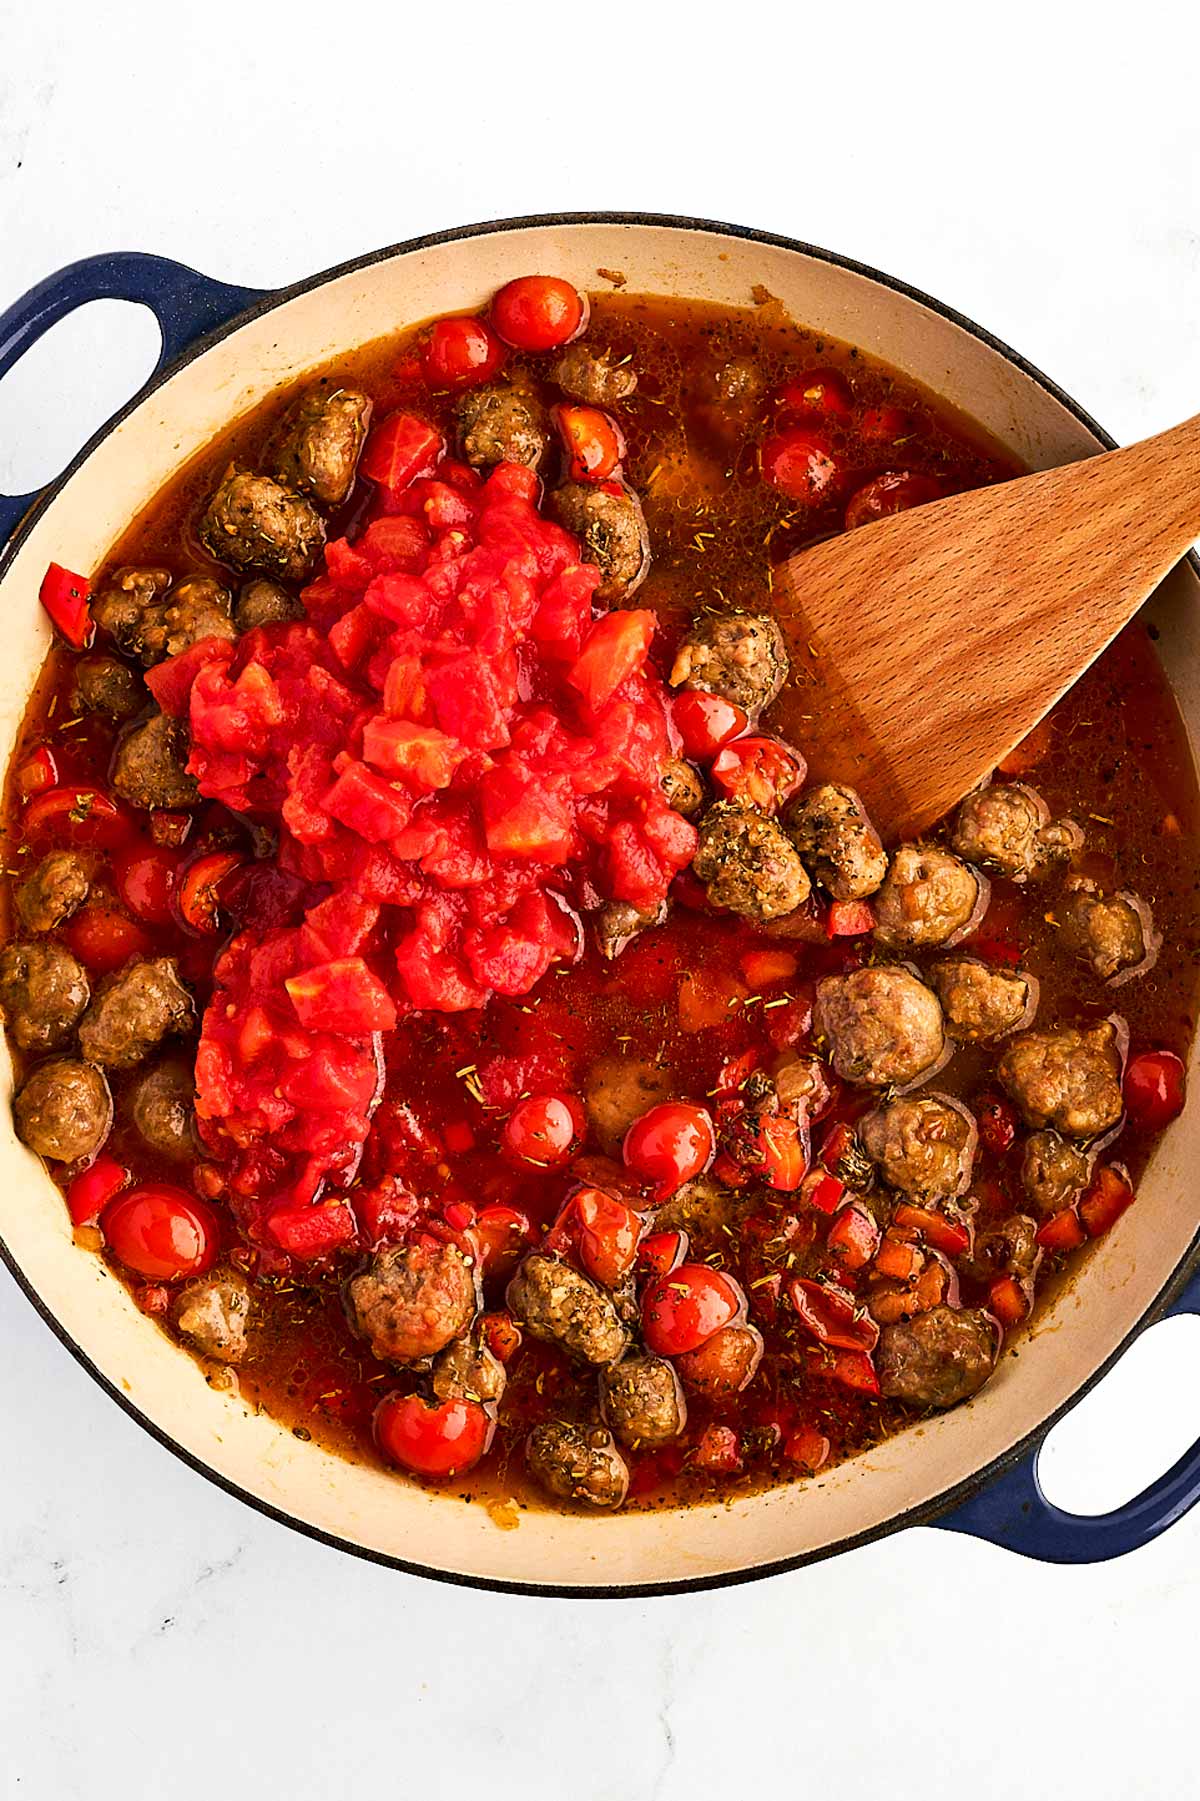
<box><xmin>1</xmin><ymin>220</ymin><xmax>1197</xmax><ymax>1590</ymax></box>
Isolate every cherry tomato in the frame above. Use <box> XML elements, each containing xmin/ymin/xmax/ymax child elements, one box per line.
<box><xmin>1123</xmin><ymin>1050</ymin><xmax>1186</xmax><ymax>1131</ymax></box>
<box><xmin>642</xmin><ymin>1263</ymin><xmax>743</xmax><ymax>1356</ymax></box>
<box><xmin>491</xmin><ymin>275</ymin><xmax>587</xmax><ymax>352</ymax></box>
<box><xmin>789</xmin><ymin>1277</ymin><xmax>880</xmax><ymax>1353</ymax></box>
<box><xmin>623</xmin><ymin>1100</ymin><xmax>715</xmax><ymax>1201</ymax></box>
<box><xmin>844</xmin><ymin>469</ymin><xmax>942</xmax><ymax>530</ymax></box>
<box><xmin>775</xmin><ymin>368</ymin><xmax>853</xmax><ymax>421</ymax></box>
<box><xmin>859</xmin><ymin>404</ymin><xmax>912</xmax><ymax>444</ymax></box>
<box><xmin>175</xmin><ymin>850</ymin><xmax>244</xmax><ymax>936</ymax></box>
<box><xmin>24</xmin><ymin>784</ymin><xmax>134</xmax><ymax>850</ymax></box>
<box><xmin>784</xmin><ymin>1426</ymin><xmax>831</xmax><ymax>1470</ymax></box>
<box><xmin>103</xmin><ymin>1184</ymin><xmax>219</xmax><ymax>1280</ymax></box>
<box><xmin>421</xmin><ymin>315</ymin><xmax>506</xmax><ymax>389</ymax></box>
<box><xmin>553</xmin><ymin>404</ymin><xmax>624</xmax><ymax>481</ymax></box>
<box><xmin>671</xmin><ymin>690</ymin><xmax>749</xmax><ymax>759</ymax></box>
<box><xmin>710</xmin><ymin>736</ymin><xmax>806</xmax><ymax>814</ymax></box>
<box><xmin>66</xmin><ymin>1154</ymin><xmax>130</xmax><ymax>1227</ymax></box>
<box><xmin>473</xmin><ymin>1204</ymin><xmax>533</xmax><ymax>1278</ymax></box>
<box><xmin>638</xmin><ymin>1229</ymin><xmax>689</xmax><ymax>1280</ymax></box>
<box><xmin>572</xmin><ymin>1188</ymin><xmax>642</xmax><ymax>1287</ymax></box>
<box><xmin>975</xmin><ymin>1092</ymin><xmax>1017</xmax><ymax>1155</ymax></box>
<box><xmin>65</xmin><ymin>903</ymin><xmax>153</xmax><ymax>974</ymax></box>
<box><xmin>113</xmin><ymin>842</ymin><xmax>180</xmax><ymax>925</ymax></box>
<box><xmin>374</xmin><ymin>1391</ymin><xmax>494</xmax><ymax>1478</ymax></box>
<box><xmin>760</xmin><ymin>427</ymin><xmax>841</xmax><ymax>503</ymax></box>
<box><xmin>501</xmin><ymin>1092</ymin><xmax>584</xmax><ymax>1167</ymax></box>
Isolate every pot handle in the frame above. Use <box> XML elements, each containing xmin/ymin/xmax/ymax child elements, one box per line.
<box><xmin>934</xmin><ymin>1262</ymin><xmax>1200</xmax><ymax>1562</ymax></box>
<box><xmin>0</xmin><ymin>251</ymin><xmax>267</xmax><ymax>548</ymax></box>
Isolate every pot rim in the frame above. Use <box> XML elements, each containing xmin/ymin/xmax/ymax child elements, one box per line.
<box><xmin>3</xmin><ymin>209</ymin><xmax>1198</xmax><ymax>1598</ymax></box>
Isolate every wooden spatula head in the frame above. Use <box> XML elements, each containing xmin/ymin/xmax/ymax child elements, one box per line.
<box><xmin>770</xmin><ymin>415</ymin><xmax>1200</xmax><ymax>841</ymax></box>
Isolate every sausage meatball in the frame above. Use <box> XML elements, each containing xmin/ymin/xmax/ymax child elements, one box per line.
<box><xmin>998</xmin><ymin>1021</ymin><xmax>1124</xmax><ymax>1139</ymax></box>
<box><xmin>199</xmin><ymin>467</ymin><xmax>326</xmax><ymax>582</ymax></box>
<box><xmin>431</xmin><ymin>1335</ymin><xmax>507</xmax><ymax>1404</ymax></box>
<box><xmin>456</xmin><ymin>382</ymin><xmax>548</xmax><ymax>471</ymax></box>
<box><xmin>270</xmin><ymin>385</ymin><xmax>371</xmax><ymax>509</ymax></box>
<box><xmin>693</xmin><ymin>803</ymin><xmax>810</xmax><ymax>922</ymax></box>
<box><xmin>655</xmin><ymin>1172</ymin><xmax>755</xmax><ymax>1237</ymax></box>
<box><xmin>815</xmin><ymin>965</ymin><xmax>945</xmax><ymax>1087</ymax></box>
<box><xmin>77</xmin><ymin>957</ymin><xmax>195</xmax><ymax>1069</ymax></box>
<box><xmin>583</xmin><ymin>1052</ymin><xmax>674</xmax><ymax>1157</ymax></box>
<box><xmin>593</xmin><ymin>900</ymin><xmax>667</xmax><ymax>962</ymax></box>
<box><xmin>952</xmin><ymin>782</ymin><xmax>1082</xmax><ymax>880</ymax></box>
<box><xmin>111</xmin><ymin>712</ymin><xmax>198</xmax><ymax>810</ymax></box>
<box><xmin>15</xmin><ymin>850</ymin><xmax>90</xmax><ymax>934</ymax></box>
<box><xmin>91</xmin><ymin>566</ymin><xmax>172</xmax><ymax>660</ymax></box>
<box><xmin>94</xmin><ymin>567</ymin><xmax>235</xmax><ymax>666</ymax></box>
<box><xmin>930</xmin><ymin>956</ymin><xmax>1034</xmax><ymax>1041</ymax></box>
<box><xmin>877</xmin><ymin>1306</ymin><xmax>998</xmax><ymax>1408</ymax></box>
<box><xmin>13</xmin><ymin>1058</ymin><xmax>112</xmax><ymax>1164</ymax></box>
<box><xmin>70</xmin><ymin>653</ymin><xmax>143</xmax><ymax>721</ymax></box>
<box><xmin>963</xmin><ymin>1214</ymin><xmax>1041</xmax><ymax>1286</ymax></box>
<box><xmin>1021</xmin><ymin>1130</ymin><xmax>1091</xmax><ymax>1214</ymax></box>
<box><xmin>600</xmin><ymin>1354</ymin><xmax>687</xmax><ymax>1447</ymax></box>
<box><xmin>872</xmin><ymin>844</ymin><xmax>981</xmax><ymax>950</ymax></box>
<box><xmin>0</xmin><ymin>940</ymin><xmax>90</xmax><ymax>1052</ymax></box>
<box><xmin>235</xmin><ymin>578</ymin><xmax>300</xmax><ymax>632</ymax></box>
<box><xmin>506</xmin><ymin>1254</ymin><xmax>628</xmax><ymax>1364</ymax></box>
<box><xmin>548</xmin><ymin>481</ymin><xmax>650</xmax><ymax>604</ymax></box>
<box><xmin>347</xmin><ymin>1242</ymin><xmax>478</xmax><ymax>1364</ymax></box>
<box><xmin>670</xmin><ymin>611</ymin><xmax>788</xmax><ymax>714</ymax></box>
<box><xmin>859</xmin><ymin>1094</ymin><xmax>976</xmax><ymax>1198</ymax></box>
<box><xmin>785</xmin><ymin>782</ymin><xmax>888</xmax><ymax>900</ymax></box>
<box><xmin>526</xmin><ymin>1421</ymin><xmax>629</xmax><ymax>1509</ymax></box>
<box><xmin>173</xmin><ymin>1270</ymin><xmax>251</xmax><ymax>1362</ymax></box>
<box><xmin>660</xmin><ymin>756</ymin><xmax>704</xmax><ymax>817</ymax></box>
<box><xmin>675</xmin><ymin>1324</ymin><xmax>763</xmax><ymax>1400</ymax></box>
<box><xmin>551</xmin><ymin>343</ymin><xmax>638</xmax><ymax>406</ymax></box>
<box><xmin>1058</xmin><ymin>885</ymin><xmax>1158</xmax><ymax>983</ymax></box>
<box><xmin>128</xmin><ymin>1059</ymin><xmax>197</xmax><ymax>1160</ymax></box>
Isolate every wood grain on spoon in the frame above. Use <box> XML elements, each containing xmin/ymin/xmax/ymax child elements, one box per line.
<box><xmin>770</xmin><ymin>413</ymin><xmax>1200</xmax><ymax>841</ymax></box>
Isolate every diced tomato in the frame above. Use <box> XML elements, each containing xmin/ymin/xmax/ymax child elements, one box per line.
<box><xmin>361</xmin><ymin>411</ymin><xmax>444</xmax><ymax>493</ymax></box>
<box><xmin>789</xmin><ymin>1277</ymin><xmax>879</xmax><ymax>1352</ymax></box>
<box><xmin>491</xmin><ymin>275</ymin><xmax>587</xmax><ymax>352</ymax></box>
<box><xmin>775</xmin><ymin>368</ymin><xmax>854</xmax><ymax>421</ymax></box>
<box><xmin>553</xmin><ymin>405</ymin><xmax>625</xmax><ymax>482</ymax></box>
<box><xmin>422</xmin><ymin>315</ymin><xmax>506</xmax><ymax>389</ymax></box>
<box><xmin>16</xmin><ymin>746</ymin><xmax>58</xmax><ymax>799</ymax></box>
<box><xmin>480</xmin><ymin>765</ymin><xmax>574</xmax><ymax>862</ymax></box>
<box><xmin>174</xmin><ymin>851</ymin><xmax>244</xmax><ymax>936</ymax></box>
<box><xmin>711</xmin><ymin>736</ymin><xmax>806</xmax><ymax>814</ymax></box>
<box><xmin>694</xmin><ymin>1424</ymin><xmax>742</xmax><ymax>1474</ymax></box>
<box><xmin>362</xmin><ymin>717</ymin><xmax>466</xmax><ymax>792</ymax></box>
<box><xmin>844</xmin><ymin>470</ymin><xmax>942</xmax><ymax>529</ymax></box>
<box><xmin>1123</xmin><ymin>1050</ymin><xmax>1186</xmax><ymax>1131</ymax></box>
<box><xmin>988</xmin><ymin>1274</ymin><xmax>1030</xmax><ymax>1328</ymax></box>
<box><xmin>783</xmin><ymin>1426</ymin><xmax>831</xmax><ymax>1470</ymax></box>
<box><xmin>1036</xmin><ymin>1208</ymin><xmax>1087</xmax><ymax>1252</ymax></box>
<box><xmin>975</xmin><ymin>1093</ymin><xmax>1017</xmax><ymax>1154</ymax></box>
<box><xmin>113</xmin><ymin>843</ymin><xmax>179</xmax><ymax>926</ymax></box>
<box><xmin>892</xmin><ymin>1202</ymin><xmax>971</xmax><ymax>1257</ymax></box>
<box><xmin>568</xmin><ymin>609</ymin><xmax>655</xmax><ymax>715</ymax></box>
<box><xmin>1079</xmin><ymin>1166</ymin><xmax>1135</xmax><ymax>1238</ymax></box>
<box><xmin>39</xmin><ymin>561</ymin><xmax>93</xmax><ymax>648</ymax></box>
<box><xmin>501</xmin><ymin>1092</ymin><xmax>584</xmax><ymax>1167</ymax></box>
<box><xmin>145</xmin><ymin>636</ymin><xmax>233</xmax><ymax>716</ymax></box>
<box><xmin>827</xmin><ymin>899</ymin><xmax>874</xmax><ymax>938</ymax></box>
<box><xmin>103</xmin><ymin>1185</ymin><xmax>219</xmax><ymax>1281</ymax></box>
<box><xmin>285</xmin><ymin>957</ymin><xmax>397</xmax><ymax>1034</ymax></box>
<box><xmin>826</xmin><ymin>1204</ymin><xmax>880</xmax><ymax>1271</ymax></box>
<box><xmin>751</xmin><ymin>1112</ymin><xmax>808</xmax><ymax>1192</ymax></box>
<box><xmin>324</xmin><ymin>759</ymin><xmax>412</xmax><ymax>842</ymax></box>
<box><xmin>638</xmin><ymin>1229</ymin><xmax>688</xmax><ymax>1280</ymax></box>
<box><xmin>761</xmin><ymin>427</ymin><xmax>841</xmax><ymax>502</ymax></box>
<box><xmin>642</xmin><ymin>1264</ymin><xmax>743</xmax><ymax>1356</ymax></box>
<box><xmin>65</xmin><ymin>903</ymin><xmax>152</xmax><ymax>973</ymax></box>
<box><xmin>24</xmin><ymin>785</ymin><xmax>134</xmax><ymax>850</ymax></box>
<box><xmin>442</xmin><ymin>1119</ymin><xmax>476</xmax><ymax>1154</ymax></box>
<box><xmin>624</xmin><ymin>1101</ymin><xmax>715</xmax><ymax>1201</ymax></box>
<box><xmin>670</xmin><ymin>690</ymin><xmax>748</xmax><ymax>760</ymax></box>
<box><xmin>66</xmin><ymin>1154</ymin><xmax>130</xmax><ymax>1227</ymax></box>
<box><xmin>375</xmin><ymin>1391</ymin><xmax>494</xmax><ymax>1478</ymax></box>
<box><xmin>267</xmin><ymin>1202</ymin><xmax>358</xmax><ymax>1259</ymax></box>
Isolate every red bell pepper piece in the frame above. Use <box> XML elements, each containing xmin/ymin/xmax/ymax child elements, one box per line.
<box><xmin>789</xmin><ymin>1276</ymin><xmax>880</xmax><ymax>1352</ymax></box>
<box><xmin>893</xmin><ymin>1202</ymin><xmax>971</xmax><ymax>1257</ymax></box>
<box><xmin>1079</xmin><ymin>1166</ymin><xmax>1135</xmax><ymax>1238</ymax></box>
<box><xmin>988</xmin><ymin>1273</ymin><xmax>1030</xmax><ymax>1327</ymax></box>
<box><xmin>1035</xmin><ymin>1208</ymin><xmax>1087</xmax><ymax>1252</ymax></box>
<box><xmin>361</xmin><ymin>411</ymin><xmax>444</xmax><ymax>493</ymax></box>
<box><xmin>39</xmin><ymin>562</ymin><xmax>93</xmax><ymax>649</ymax></box>
<box><xmin>804</xmin><ymin>1170</ymin><xmax>845</xmax><ymax>1214</ymax></box>
<box><xmin>826</xmin><ymin>1203</ymin><xmax>881</xmax><ymax>1271</ymax></box>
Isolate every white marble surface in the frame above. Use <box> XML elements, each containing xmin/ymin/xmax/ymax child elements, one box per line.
<box><xmin>3</xmin><ymin>6</ymin><xmax>1200</xmax><ymax>1795</ymax></box>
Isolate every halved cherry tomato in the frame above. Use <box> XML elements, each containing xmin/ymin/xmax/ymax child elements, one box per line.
<box><xmin>844</xmin><ymin>469</ymin><xmax>942</xmax><ymax>529</ymax></box>
<box><xmin>375</xmin><ymin>1391</ymin><xmax>494</xmax><ymax>1478</ymax></box>
<box><xmin>624</xmin><ymin>1101</ymin><xmax>715</xmax><ymax>1201</ymax></box>
<box><xmin>670</xmin><ymin>690</ymin><xmax>748</xmax><ymax>759</ymax></box>
<box><xmin>1079</xmin><ymin>1166</ymin><xmax>1135</xmax><ymax>1237</ymax></box>
<box><xmin>474</xmin><ymin>1204</ymin><xmax>533</xmax><ymax>1278</ymax></box>
<box><xmin>724</xmin><ymin>1107</ymin><xmax>807</xmax><ymax>1192</ymax></box>
<box><xmin>16</xmin><ymin>745</ymin><xmax>58</xmax><ymax>799</ymax></box>
<box><xmin>1036</xmin><ymin>1208</ymin><xmax>1087</xmax><ymax>1252</ymax></box>
<box><xmin>39</xmin><ymin>561</ymin><xmax>94</xmax><ymax>649</ymax></box>
<box><xmin>175</xmin><ymin>851</ymin><xmax>244</xmax><ymax>936</ymax></box>
<box><xmin>988</xmin><ymin>1274</ymin><xmax>1030</xmax><ymax>1327</ymax></box>
<box><xmin>553</xmin><ymin>404</ymin><xmax>624</xmax><ymax>482</ymax></box>
<box><xmin>642</xmin><ymin>1263</ymin><xmax>742</xmax><ymax>1355</ymax></box>
<box><xmin>501</xmin><ymin>1092</ymin><xmax>585</xmax><ymax>1167</ymax></box>
<box><xmin>638</xmin><ymin>1229</ymin><xmax>688</xmax><ymax>1280</ymax></box>
<box><xmin>1123</xmin><ymin>1050</ymin><xmax>1185</xmax><ymax>1131</ymax></box>
<box><xmin>491</xmin><ymin>275</ymin><xmax>587</xmax><ymax>351</ymax></box>
<box><xmin>892</xmin><ymin>1202</ymin><xmax>971</xmax><ymax>1257</ymax></box>
<box><xmin>760</xmin><ymin>427</ymin><xmax>840</xmax><ymax>502</ymax></box>
<box><xmin>826</xmin><ymin>899</ymin><xmax>875</xmax><ymax>938</ymax></box>
<box><xmin>975</xmin><ymin>1093</ymin><xmax>1017</xmax><ymax>1155</ymax></box>
<box><xmin>421</xmin><ymin>315</ymin><xmax>506</xmax><ymax>389</ymax></box>
<box><xmin>710</xmin><ymin>736</ymin><xmax>806</xmax><ymax>814</ymax></box>
<box><xmin>361</xmin><ymin>411</ymin><xmax>444</xmax><ymax>492</ymax></box>
<box><xmin>694</xmin><ymin>1424</ymin><xmax>742</xmax><ymax>1473</ymax></box>
<box><xmin>572</xmin><ymin>1188</ymin><xmax>642</xmax><ymax>1287</ymax></box>
<box><xmin>788</xmin><ymin>1277</ymin><xmax>880</xmax><ymax>1353</ymax></box>
<box><xmin>784</xmin><ymin>1425</ymin><xmax>831</xmax><ymax>1469</ymax></box>
<box><xmin>65</xmin><ymin>903</ymin><xmax>153</xmax><ymax>974</ymax></box>
<box><xmin>66</xmin><ymin>1154</ymin><xmax>130</xmax><ymax>1227</ymax></box>
<box><xmin>24</xmin><ymin>784</ymin><xmax>134</xmax><ymax>850</ymax></box>
<box><xmin>103</xmin><ymin>1184</ymin><xmax>219</xmax><ymax>1280</ymax></box>
<box><xmin>113</xmin><ymin>842</ymin><xmax>180</xmax><ymax>926</ymax></box>
<box><xmin>859</xmin><ymin>404</ymin><xmax>912</xmax><ymax>444</ymax></box>
<box><xmin>775</xmin><ymin>367</ymin><xmax>853</xmax><ymax>421</ymax></box>
<box><xmin>826</xmin><ymin>1204</ymin><xmax>880</xmax><ymax>1271</ymax></box>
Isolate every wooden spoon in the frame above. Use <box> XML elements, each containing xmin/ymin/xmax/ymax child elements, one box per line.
<box><xmin>770</xmin><ymin>414</ymin><xmax>1200</xmax><ymax>841</ymax></box>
